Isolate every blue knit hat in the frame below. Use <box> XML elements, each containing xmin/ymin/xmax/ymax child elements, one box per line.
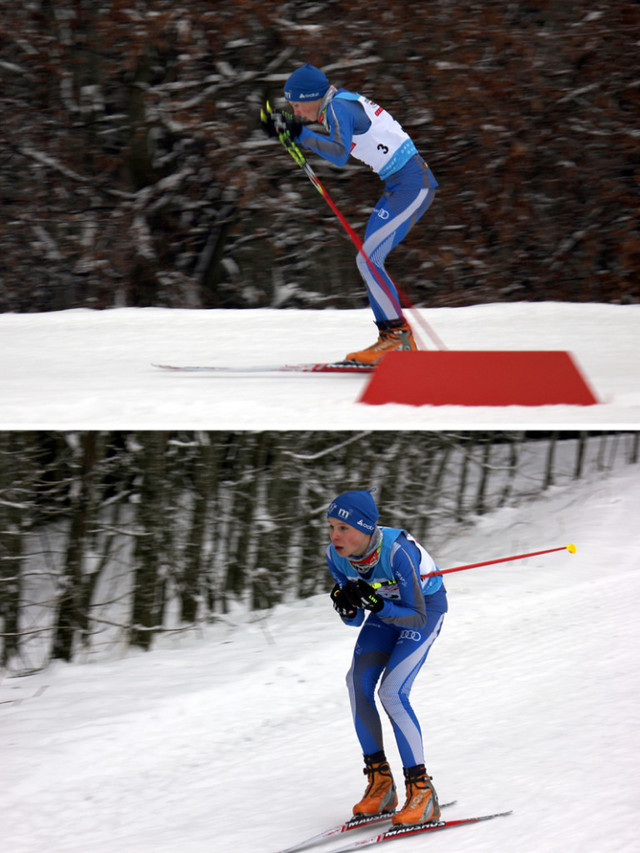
<box><xmin>284</xmin><ymin>63</ymin><xmax>330</xmax><ymax>102</ymax></box>
<box><xmin>327</xmin><ymin>490</ymin><xmax>379</xmax><ymax>534</ymax></box>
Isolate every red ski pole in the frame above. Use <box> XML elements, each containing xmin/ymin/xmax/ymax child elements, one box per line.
<box><xmin>425</xmin><ymin>543</ymin><xmax>577</xmax><ymax>578</ymax></box>
<box><xmin>372</xmin><ymin>544</ymin><xmax>576</xmax><ymax>590</ymax></box>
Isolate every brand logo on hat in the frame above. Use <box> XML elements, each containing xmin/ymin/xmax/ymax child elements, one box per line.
<box><xmin>327</xmin><ymin>489</ymin><xmax>378</xmax><ymax>534</ymax></box>
<box><xmin>284</xmin><ymin>88</ymin><xmax>324</xmax><ymax>101</ymax></box>
<box><xmin>283</xmin><ymin>63</ymin><xmax>329</xmax><ymax>102</ymax></box>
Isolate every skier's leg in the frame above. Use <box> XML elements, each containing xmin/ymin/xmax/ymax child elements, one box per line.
<box><xmin>346</xmin><ymin>617</ymin><xmax>396</xmax><ymax>756</ymax></box>
<box><xmin>355</xmin><ymin>158</ymin><xmax>437</xmax><ymax>323</ymax></box>
<box><xmin>346</xmin><ymin>157</ymin><xmax>436</xmax><ymax>362</ymax></box>
<box><xmin>346</xmin><ymin>617</ymin><xmax>400</xmax><ymax>816</ymax></box>
<box><xmin>377</xmin><ymin>611</ymin><xmax>445</xmax><ymax>769</ymax></box>
<box><xmin>377</xmin><ymin>611</ymin><xmax>445</xmax><ymax>826</ymax></box>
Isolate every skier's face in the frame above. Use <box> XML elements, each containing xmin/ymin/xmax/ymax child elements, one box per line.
<box><xmin>328</xmin><ymin>517</ymin><xmax>371</xmax><ymax>558</ymax></box>
<box><xmin>288</xmin><ymin>98</ymin><xmax>322</xmax><ymax>122</ymax></box>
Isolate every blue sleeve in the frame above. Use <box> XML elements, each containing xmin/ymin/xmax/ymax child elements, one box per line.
<box><xmin>298</xmin><ymin>98</ymin><xmax>369</xmax><ymax>167</ymax></box>
<box><xmin>377</xmin><ymin>536</ymin><xmax>427</xmax><ymax>629</ymax></box>
<box><xmin>326</xmin><ymin>545</ymin><xmax>364</xmax><ymax>627</ymax></box>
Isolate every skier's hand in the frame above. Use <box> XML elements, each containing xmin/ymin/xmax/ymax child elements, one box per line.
<box><xmin>345</xmin><ymin>579</ymin><xmax>385</xmax><ymax>613</ymax></box>
<box><xmin>260</xmin><ymin>105</ymin><xmax>302</xmax><ymax>139</ymax></box>
<box><xmin>260</xmin><ymin>107</ymin><xmax>281</xmax><ymax>138</ymax></box>
<box><xmin>330</xmin><ymin>583</ymin><xmax>358</xmax><ymax>620</ymax></box>
<box><xmin>279</xmin><ymin>110</ymin><xmax>303</xmax><ymax>139</ymax></box>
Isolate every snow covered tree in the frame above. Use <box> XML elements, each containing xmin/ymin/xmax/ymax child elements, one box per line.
<box><xmin>0</xmin><ymin>435</ymin><xmax>42</xmax><ymax>666</ymax></box>
<box><xmin>1</xmin><ymin>430</ymin><xmax>638</xmax><ymax>670</ymax></box>
<box><xmin>1</xmin><ymin>3</ymin><xmax>638</xmax><ymax>312</ymax></box>
<box><xmin>129</xmin><ymin>432</ymin><xmax>172</xmax><ymax>650</ymax></box>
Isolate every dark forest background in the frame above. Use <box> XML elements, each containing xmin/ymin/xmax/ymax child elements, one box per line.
<box><xmin>1</xmin><ymin>430</ymin><xmax>637</xmax><ymax>669</ymax></box>
<box><xmin>1</xmin><ymin>1</ymin><xmax>638</xmax><ymax>314</ymax></box>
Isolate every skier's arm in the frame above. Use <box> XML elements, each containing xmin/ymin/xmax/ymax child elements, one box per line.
<box><xmin>298</xmin><ymin>98</ymin><xmax>369</xmax><ymax>167</ymax></box>
<box><xmin>376</xmin><ymin>538</ymin><xmax>427</xmax><ymax>629</ymax></box>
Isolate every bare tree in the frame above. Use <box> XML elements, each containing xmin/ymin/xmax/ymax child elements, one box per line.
<box><xmin>130</xmin><ymin>432</ymin><xmax>171</xmax><ymax>651</ymax></box>
<box><xmin>0</xmin><ymin>435</ymin><xmax>41</xmax><ymax>666</ymax></box>
<box><xmin>1</xmin><ymin>3</ymin><xmax>638</xmax><ymax>312</ymax></box>
<box><xmin>51</xmin><ymin>433</ymin><xmax>101</xmax><ymax>661</ymax></box>
<box><xmin>2</xmin><ymin>430</ymin><xmax>638</xmax><ymax>669</ymax></box>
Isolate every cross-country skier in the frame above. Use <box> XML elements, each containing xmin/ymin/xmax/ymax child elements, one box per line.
<box><xmin>326</xmin><ymin>489</ymin><xmax>447</xmax><ymax>826</ymax></box>
<box><xmin>261</xmin><ymin>63</ymin><xmax>438</xmax><ymax>364</ymax></box>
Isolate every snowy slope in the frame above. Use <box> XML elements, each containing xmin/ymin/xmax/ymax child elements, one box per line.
<box><xmin>1</xmin><ymin>463</ymin><xmax>639</xmax><ymax>853</ymax></box>
<box><xmin>1</xmin><ymin>302</ymin><xmax>639</xmax><ymax>428</ymax></box>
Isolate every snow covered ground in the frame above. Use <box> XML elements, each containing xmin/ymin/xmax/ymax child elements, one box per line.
<box><xmin>1</xmin><ymin>463</ymin><xmax>639</xmax><ymax>853</ymax></box>
<box><xmin>1</xmin><ymin>302</ymin><xmax>639</xmax><ymax>428</ymax></box>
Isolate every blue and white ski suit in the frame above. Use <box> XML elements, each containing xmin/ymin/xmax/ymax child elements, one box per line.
<box><xmin>298</xmin><ymin>88</ymin><xmax>438</xmax><ymax>322</ymax></box>
<box><xmin>326</xmin><ymin>526</ymin><xmax>447</xmax><ymax>768</ymax></box>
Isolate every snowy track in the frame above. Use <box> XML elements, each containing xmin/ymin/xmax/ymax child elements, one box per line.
<box><xmin>1</xmin><ymin>303</ymin><xmax>639</xmax><ymax>428</ymax></box>
<box><xmin>1</xmin><ymin>464</ymin><xmax>639</xmax><ymax>852</ymax></box>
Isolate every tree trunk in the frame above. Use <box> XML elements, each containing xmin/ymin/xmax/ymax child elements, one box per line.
<box><xmin>130</xmin><ymin>432</ymin><xmax>169</xmax><ymax>651</ymax></box>
<box><xmin>475</xmin><ymin>436</ymin><xmax>492</xmax><ymax>516</ymax></box>
<box><xmin>180</xmin><ymin>434</ymin><xmax>220</xmax><ymax>623</ymax></box>
<box><xmin>51</xmin><ymin>434</ymin><xmax>99</xmax><ymax>661</ymax></box>
<box><xmin>456</xmin><ymin>437</ymin><xmax>475</xmax><ymax>522</ymax></box>
<box><xmin>499</xmin><ymin>432</ymin><xmax>522</xmax><ymax>506</ymax></box>
<box><xmin>0</xmin><ymin>435</ymin><xmax>35</xmax><ymax>666</ymax></box>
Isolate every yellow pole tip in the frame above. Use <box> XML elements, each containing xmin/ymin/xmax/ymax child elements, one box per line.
<box><xmin>566</xmin><ymin>544</ymin><xmax>577</xmax><ymax>554</ymax></box>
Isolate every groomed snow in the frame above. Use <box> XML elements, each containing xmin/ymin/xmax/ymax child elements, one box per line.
<box><xmin>1</xmin><ymin>302</ymin><xmax>639</xmax><ymax>428</ymax></box>
<box><xmin>2</xmin><ymin>463</ymin><xmax>639</xmax><ymax>853</ymax></box>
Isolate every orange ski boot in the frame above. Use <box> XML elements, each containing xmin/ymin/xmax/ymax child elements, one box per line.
<box><xmin>391</xmin><ymin>765</ymin><xmax>441</xmax><ymax>826</ymax></box>
<box><xmin>345</xmin><ymin>319</ymin><xmax>417</xmax><ymax>365</ymax></box>
<box><xmin>352</xmin><ymin>754</ymin><xmax>398</xmax><ymax>817</ymax></box>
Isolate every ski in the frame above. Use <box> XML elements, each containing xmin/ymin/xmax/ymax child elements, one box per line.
<box><xmin>152</xmin><ymin>361</ymin><xmax>374</xmax><ymax>374</ymax></box>
<box><xmin>325</xmin><ymin>811</ymin><xmax>512</xmax><ymax>853</ymax></box>
<box><xmin>276</xmin><ymin>802</ymin><xmax>457</xmax><ymax>853</ymax></box>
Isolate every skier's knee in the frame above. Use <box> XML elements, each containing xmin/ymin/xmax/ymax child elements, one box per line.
<box><xmin>378</xmin><ymin>681</ymin><xmax>402</xmax><ymax>718</ymax></box>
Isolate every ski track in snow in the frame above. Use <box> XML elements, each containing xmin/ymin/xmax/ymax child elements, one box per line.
<box><xmin>1</xmin><ymin>301</ymin><xmax>638</xmax><ymax>851</ymax></box>
<box><xmin>0</xmin><ymin>303</ymin><xmax>639</xmax><ymax>428</ymax></box>
<box><xmin>1</xmin><ymin>465</ymin><xmax>639</xmax><ymax>853</ymax></box>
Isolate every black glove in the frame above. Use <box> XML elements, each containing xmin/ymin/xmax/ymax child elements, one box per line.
<box><xmin>330</xmin><ymin>583</ymin><xmax>358</xmax><ymax>620</ymax></box>
<box><xmin>345</xmin><ymin>579</ymin><xmax>385</xmax><ymax>614</ymax></box>
<box><xmin>260</xmin><ymin>106</ymin><xmax>302</xmax><ymax>139</ymax></box>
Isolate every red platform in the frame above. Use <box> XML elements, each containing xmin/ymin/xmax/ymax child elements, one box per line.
<box><xmin>359</xmin><ymin>351</ymin><xmax>598</xmax><ymax>407</ymax></box>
